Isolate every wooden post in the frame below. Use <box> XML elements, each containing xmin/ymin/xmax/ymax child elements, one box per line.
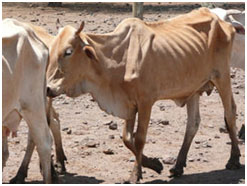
<box><xmin>133</xmin><ymin>2</ymin><xmax>144</xmax><ymax>20</ymax></box>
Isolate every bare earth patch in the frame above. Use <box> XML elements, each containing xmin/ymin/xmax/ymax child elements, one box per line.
<box><xmin>2</xmin><ymin>2</ymin><xmax>245</xmax><ymax>184</ymax></box>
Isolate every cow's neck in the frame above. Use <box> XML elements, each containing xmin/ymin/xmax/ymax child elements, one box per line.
<box><xmin>86</xmin><ymin>31</ymin><xmax>131</xmax><ymax>66</ymax></box>
<box><xmin>79</xmin><ymin>32</ymin><xmax>134</xmax><ymax>119</ymax></box>
<box><xmin>81</xmin><ymin>77</ymin><xmax>131</xmax><ymax>120</ymax></box>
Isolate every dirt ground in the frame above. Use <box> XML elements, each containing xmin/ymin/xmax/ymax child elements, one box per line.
<box><xmin>2</xmin><ymin>2</ymin><xmax>245</xmax><ymax>184</ymax></box>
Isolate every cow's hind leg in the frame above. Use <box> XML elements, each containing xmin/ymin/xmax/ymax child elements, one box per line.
<box><xmin>170</xmin><ymin>93</ymin><xmax>201</xmax><ymax>177</ymax></box>
<box><xmin>10</xmin><ymin>130</ymin><xmax>35</xmax><ymax>183</ymax></box>
<box><xmin>2</xmin><ymin>127</ymin><xmax>9</xmax><ymax>170</ymax></box>
<box><xmin>21</xmin><ymin>107</ymin><xmax>53</xmax><ymax>183</ymax></box>
<box><xmin>2</xmin><ymin>111</ymin><xmax>22</xmax><ymax>171</ymax></box>
<box><xmin>213</xmin><ymin>76</ymin><xmax>241</xmax><ymax>169</ymax></box>
<box><xmin>49</xmin><ymin>105</ymin><xmax>67</xmax><ymax>174</ymax></box>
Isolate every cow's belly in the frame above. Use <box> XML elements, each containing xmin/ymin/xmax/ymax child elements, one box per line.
<box><xmin>147</xmin><ymin>32</ymin><xmax>211</xmax><ymax>100</ymax></box>
<box><xmin>157</xmin><ymin>78</ymin><xmax>209</xmax><ymax>100</ymax></box>
<box><xmin>2</xmin><ymin>57</ymin><xmax>18</xmax><ymax>120</ymax></box>
<box><xmin>141</xmin><ymin>51</ymin><xmax>212</xmax><ymax>101</ymax></box>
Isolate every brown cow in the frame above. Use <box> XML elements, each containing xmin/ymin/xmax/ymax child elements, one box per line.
<box><xmin>47</xmin><ymin>8</ymin><xmax>241</xmax><ymax>183</ymax></box>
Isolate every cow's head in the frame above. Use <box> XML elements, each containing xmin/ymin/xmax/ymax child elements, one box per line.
<box><xmin>210</xmin><ymin>8</ymin><xmax>245</xmax><ymax>35</ymax></box>
<box><xmin>47</xmin><ymin>22</ymin><xmax>97</xmax><ymax>97</ymax></box>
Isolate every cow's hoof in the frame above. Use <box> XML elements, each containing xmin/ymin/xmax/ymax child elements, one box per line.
<box><xmin>9</xmin><ymin>174</ymin><xmax>26</xmax><ymax>184</ymax></box>
<box><xmin>54</xmin><ymin>162</ymin><xmax>66</xmax><ymax>174</ymax></box>
<box><xmin>125</xmin><ymin>167</ymin><xmax>142</xmax><ymax>184</ymax></box>
<box><xmin>123</xmin><ymin>176</ymin><xmax>141</xmax><ymax>184</ymax></box>
<box><xmin>124</xmin><ymin>178</ymin><xmax>141</xmax><ymax>184</ymax></box>
<box><xmin>51</xmin><ymin>165</ymin><xmax>59</xmax><ymax>183</ymax></box>
<box><xmin>226</xmin><ymin>160</ymin><xmax>241</xmax><ymax>170</ymax></box>
<box><xmin>169</xmin><ymin>166</ymin><xmax>184</xmax><ymax>178</ymax></box>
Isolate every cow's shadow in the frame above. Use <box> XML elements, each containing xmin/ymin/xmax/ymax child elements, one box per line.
<box><xmin>4</xmin><ymin>172</ymin><xmax>104</xmax><ymax>184</ymax></box>
<box><xmin>57</xmin><ymin>172</ymin><xmax>104</xmax><ymax>184</ymax></box>
<box><xmin>144</xmin><ymin>165</ymin><xmax>245</xmax><ymax>184</ymax></box>
<box><xmin>3</xmin><ymin>166</ymin><xmax>244</xmax><ymax>184</ymax></box>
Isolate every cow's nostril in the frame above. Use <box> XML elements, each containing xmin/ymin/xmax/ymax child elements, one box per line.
<box><xmin>47</xmin><ymin>86</ymin><xmax>51</xmax><ymax>94</ymax></box>
<box><xmin>47</xmin><ymin>86</ymin><xmax>56</xmax><ymax>98</ymax></box>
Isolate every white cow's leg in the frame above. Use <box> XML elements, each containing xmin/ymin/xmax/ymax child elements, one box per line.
<box><xmin>170</xmin><ymin>93</ymin><xmax>200</xmax><ymax>177</ymax></box>
<box><xmin>10</xmin><ymin>130</ymin><xmax>35</xmax><ymax>183</ymax></box>
<box><xmin>213</xmin><ymin>76</ymin><xmax>241</xmax><ymax>169</ymax></box>
<box><xmin>3</xmin><ymin>111</ymin><xmax>34</xmax><ymax>184</ymax></box>
<box><xmin>21</xmin><ymin>105</ymin><xmax>53</xmax><ymax>184</ymax></box>
<box><xmin>2</xmin><ymin>127</ymin><xmax>9</xmax><ymax>170</ymax></box>
<box><xmin>2</xmin><ymin>110</ymin><xmax>22</xmax><ymax>171</ymax></box>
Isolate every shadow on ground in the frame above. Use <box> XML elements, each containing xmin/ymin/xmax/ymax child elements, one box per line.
<box><xmin>58</xmin><ymin>172</ymin><xmax>104</xmax><ymax>184</ymax></box>
<box><xmin>3</xmin><ymin>172</ymin><xmax>104</xmax><ymax>184</ymax></box>
<box><xmin>144</xmin><ymin>165</ymin><xmax>245</xmax><ymax>184</ymax></box>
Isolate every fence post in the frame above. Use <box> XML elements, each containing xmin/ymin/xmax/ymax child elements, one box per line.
<box><xmin>133</xmin><ymin>2</ymin><xmax>144</xmax><ymax>20</ymax></box>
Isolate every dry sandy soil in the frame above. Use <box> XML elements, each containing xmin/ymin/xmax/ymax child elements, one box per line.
<box><xmin>2</xmin><ymin>2</ymin><xmax>245</xmax><ymax>184</ymax></box>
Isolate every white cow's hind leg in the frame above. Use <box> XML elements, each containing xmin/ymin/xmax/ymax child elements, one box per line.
<box><xmin>21</xmin><ymin>104</ymin><xmax>53</xmax><ymax>183</ymax></box>
<box><xmin>10</xmin><ymin>130</ymin><xmax>35</xmax><ymax>183</ymax></box>
<box><xmin>2</xmin><ymin>127</ymin><xmax>9</xmax><ymax>170</ymax></box>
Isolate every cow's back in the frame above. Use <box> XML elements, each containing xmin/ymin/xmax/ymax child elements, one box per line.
<box><xmin>123</xmin><ymin>8</ymin><xmax>235</xmax><ymax>101</ymax></box>
<box><xmin>2</xmin><ymin>19</ymin><xmax>48</xmax><ymax>121</ymax></box>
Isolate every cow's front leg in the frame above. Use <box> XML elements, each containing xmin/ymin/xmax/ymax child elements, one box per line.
<box><xmin>129</xmin><ymin>103</ymin><xmax>152</xmax><ymax>183</ymax></box>
<box><xmin>122</xmin><ymin>104</ymin><xmax>162</xmax><ymax>183</ymax></box>
<box><xmin>170</xmin><ymin>93</ymin><xmax>200</xmax><ymax>177</ymax></box>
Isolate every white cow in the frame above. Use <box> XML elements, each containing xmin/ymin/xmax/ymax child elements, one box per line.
<box><xmin>210</xmin><ymin>8</ymin><xmax>245</xmax><ymax>140</ymax></box>
<box><xmin>6</xmin><ymin>21</ymin><xmax>67</xmax><ymax>184</ymax></box>
<box><xmin>2</xmin><ymin>18</ymin><xmax>52</xmax><ymax>183</ymax></box>
<box><xmin>210</xmin><ymin>8</ymin><xmax>245</xmax><ymax>70</ymax></box>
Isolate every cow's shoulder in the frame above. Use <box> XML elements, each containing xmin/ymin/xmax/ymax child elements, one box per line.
<box><xmin>114</xmin><ymin>18</ymin><xmax>147</xmax><ymax>34</ymax></box>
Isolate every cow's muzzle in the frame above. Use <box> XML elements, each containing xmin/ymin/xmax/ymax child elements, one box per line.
<box><xmin>47</xmin><ymin>86</ymin><xmax>59</xmax><ymax>98</ymax></box>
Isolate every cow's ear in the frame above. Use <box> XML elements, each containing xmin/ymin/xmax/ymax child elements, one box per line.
<box><xmin>228</xmin><ymin>15</ymin><xmax>245</xmax><ymax>35</ymax></box>
<box><xmin>83</xmin><ymin>45</ymin><xmax>97</xmax><ymax>60</ymax></box>
<box><xmin>233</xmin><ymin>22</ymin><xmax>245</xmax><ymax>35</ymax></box>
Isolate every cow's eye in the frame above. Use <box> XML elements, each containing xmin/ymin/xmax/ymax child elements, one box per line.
<box><xmin>64</xmin><ymin>48</ymin><xmax>73</xmax><ymax>57</ymax></box>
